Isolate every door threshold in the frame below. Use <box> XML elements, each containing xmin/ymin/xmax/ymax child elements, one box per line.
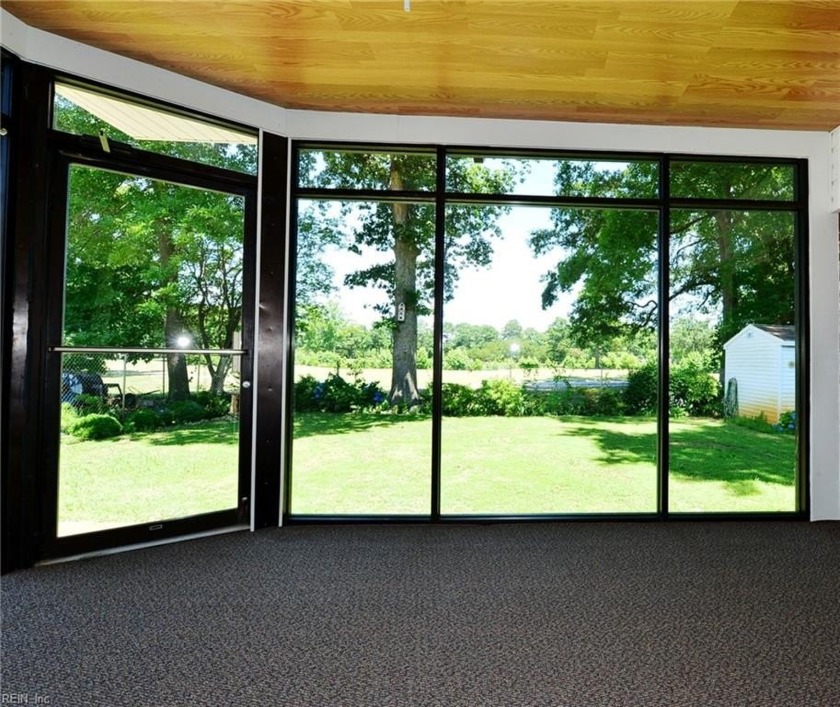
<box><xmin>37</xmin><ymin>524</ymin><xmax>250</xmax><ymax>566</ymax></box>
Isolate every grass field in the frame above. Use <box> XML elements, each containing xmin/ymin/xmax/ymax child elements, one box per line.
<box><xmin>291</xmin><ymin>414</ymin><xmax>796</xmax><ymax>515</ymax></box>
<box><xmin>58</xmin><ymin>413</ymin><xmax>797</xmax><ymax>534</ymax></box>
<box><xmin>58</xmin><ymin>420</ymin><xmax>241</xmax><ymax>536</ymax></box>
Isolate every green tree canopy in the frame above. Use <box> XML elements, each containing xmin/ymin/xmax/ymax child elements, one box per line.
<box><xmin>302</xmin><ymin>151</ymin><xmax>520</xmax><ymax>405</ymax></box>
<box><xmin>530</xmin><ymin>161</ymin><xmax>796</xmax><ymax>359</ymax></box>
<box><xmin>58</xmin><ymin>98</ymin><xmax>255</xmax><ymax>398</ymax></box>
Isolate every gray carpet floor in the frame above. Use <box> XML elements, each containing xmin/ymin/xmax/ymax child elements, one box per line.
<box><xmin>2</xmin><ymin>522</ymin><xmax>840</xmax><ymax>706</ymax></box>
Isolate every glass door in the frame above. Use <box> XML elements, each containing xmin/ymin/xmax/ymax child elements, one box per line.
<box><xmin>45</xmin><ymin>160</ymin><xmax>255</xmax><ymax>550</ymax></box>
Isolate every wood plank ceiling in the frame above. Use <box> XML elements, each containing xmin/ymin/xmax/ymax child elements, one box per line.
<box><xmin>4</xmin><ymin>0</ymin><xmax>840</xmax><ymax>131</ymax></box>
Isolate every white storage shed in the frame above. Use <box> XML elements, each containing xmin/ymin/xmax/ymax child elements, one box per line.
<box><xmin>723</xmin><ymin>324</ymin><xmax>795</xmax><ymax>424</ymax></box>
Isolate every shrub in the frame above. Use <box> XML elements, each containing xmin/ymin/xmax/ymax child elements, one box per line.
<box><xmin>624</xmin><ymin>357</ymin><xmax>720</xmax><ymax>417</ymax></box>
<box><xmin>670</xmin><ymin>355</ymin><xmax>720</xmax><ymax>417</ymax></box>
<box><xmin>585</xmin><ymin>388</ymin><xmax>626</xmax><ymax>416</ymax></box>
<box><xmin>294</xmin><ymin>375</ymin><xmax>322</xmax><ymax>412</ymax></box>
<box><xmin>70</xmin><ymin>414</ymin><xmax>123</xmax><ymax>441</ymax></box>
<box><xmin>441</xmin><ymin>383</ymin><xmax>479</xmax><ymax>416</ymax></box>
<box><xmin>320</xmin><ymin>374</ymin><xmax>360</xmax><ymax>412</ymax></box>
<box><xmin>624</xmin><ymin>362</ymin><xmax>658</xmax><ymax>415</ymax></box>
<box><xmin>442</xmin><ymin>380</ymin><xmax>528</xmax><ymax>417</ymax></box>
<box><xmin>123</xmin><ymin>408</ymin><xmax>161</xmax><ymax>432</ymax></box>
<box><xmin>192</xmin><ymin>391</ymin><xmax>231</xmax><ymax>418</ymax></box>
<box><xmin>531</xmin><ymin>387</ymin><xmax>576</xmax><ymax>416</ymax></box>
<box><xmin>294</xmin><ymin>374</ymin><xmax>386</xmax><ymax>413</ymax></box>
<box><xmin>169</xmin><ymin>400</ymin><xmax>208</xmax><ymax>423</ymax></box>
<box><xmin>773</xmin><ymin>410</ymin><xmax>796</xmax><ymax>434</ymax></box>
<box><xmin>72</xmin><ymin>393</ymin><xmax>109</xmax><ymax>416</ymax></box>
<box><xmin>476</xmin><ymin>379</ymin><xmax>526</xmax><ymax>416</ymax></box>
<box><xmin>60</xmin><ymin>402</ymin><xmax>80</xmax><ymax>433</ymax></box>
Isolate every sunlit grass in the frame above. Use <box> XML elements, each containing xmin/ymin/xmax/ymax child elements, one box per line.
<box><xmin>292</xmin><ymin>414</ymin><xmax>796</xmax><ymax>515</ymax></box>
<box><xmin>59</xmin><ymin>414</ymin><xmax>797</xmax><ymax>534</ymax></box>
<box><xmin>58</xmin><ymin>420</ymin><xmax>240</xmax><ymax>536</ymax></box>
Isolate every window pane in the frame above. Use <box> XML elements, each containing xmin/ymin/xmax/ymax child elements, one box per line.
<box><xmin>670</xmin><ymin>161</ymin><xmax>795</xmax><ymax>201</ymax></box>
<box><xmin>446</xmin><ymin>155</ymin><xmax>659</xmax><ymax>198</ymax></box>
<box><xmin>668</xmin><ymin>209</ymin><xmax>797</xmax><ymax>512</ymax></box>
<box><xmin>298</xmin><ymin>149</ymin><xmax>436</xmax><ymax>190</ymax></box>
<box><xmin>291</xmin><ymin>198</ymin><xmax>435</xmax><ymax>515</ymax></box>
<box><xmin>63</xmin><ymin>166</ymin><xmax>245</xmax><ymax>349</ymax></box>
<box><xmin>53</xmin><ymin>83</ymin><xmax>257</xmax><ymax>174</ymax></box>
<box><xmin>441</xmin><ymin>204</ymin><xmax>659</xmax><ymax>514</ymax></box>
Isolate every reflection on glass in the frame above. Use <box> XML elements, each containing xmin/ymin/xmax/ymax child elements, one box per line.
<box><xmin>58</xmin><ymin>165</ymin><xmax>245</xmax><ymax>535</ymax></box>
<box><xmin>668</xmin><ymin>209</ymin><xmax>797</xmax><ymax>512</ymax></box>
<box><xmin>440</xmin><ymin>204</ymin><xmax>659</xmax><ymax>514</ymax></box>
<box><xmin>53</xmin><ymin>83</ymin><xmax>258</xmax><ymax>174</ymax></box>
<box><xmin>298</xmin><ymin>149</ymin><xmax>436</xmax><ymax>190</ymax></box>
<box><xmin>291</xmin><ymin>198</ymin><xmax>435</xmax><ymax>515</ymax></box>
<box><xmin>446</xmin><ymin>155</ymin><xmax>659</xmax><ymax>198</ymax></box>
<box><xmin>670</xmin><ymin>161</ymin><xmax>795</xmax><ymax>201</ymax></box>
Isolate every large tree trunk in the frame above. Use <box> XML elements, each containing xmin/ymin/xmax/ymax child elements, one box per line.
<box><xmin>159</xmin><ymin>230</ymin><xmax>191</xmax><ymax>401</ymax></box>
<box><xmin>388</xmin><ymin>163</ymin><xmax>420</xmax><ymax>406</ymax></box>
<box><xmin>716</xmin><ymin>210</ymin><xmax>736</xmax><ymax>336</ymax></box>
<box><xmin>390</xmin><ymin>235</ymin><xmax>420</xmax><ymax>406</ymax></box>
<box><xmin>207</xmin><ymin>354</ymin><xmax>233</xmax><ymax>395</ymax></box>
<box><xmin>165</xmin><ymin>309</ymin><xmax>191</xmax><ymax>401</ymax></box>
<box><xmin>201</xmin><ymin>313</ymin><xmax>237</xmax><ymax>395</ymax></box>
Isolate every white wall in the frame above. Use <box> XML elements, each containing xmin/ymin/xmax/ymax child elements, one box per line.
<box><xmin>4</xmin><ymin>9</ymin><xmax>839</xmax><ymax>520</ymax></box>
<box><xmin>724</xmin><ymin>329</ymin><xmax>783</xmax><ymax>423</ymax></box>
<box><xmin>831</xmin><ymin>127</ymin><xmax>840</xmax><ymax>212</ymax></box>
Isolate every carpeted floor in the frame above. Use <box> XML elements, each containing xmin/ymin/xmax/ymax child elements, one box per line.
<box><xmin>2</xmin><ymin>522</ymin><xmax>840</xmax><ymax>706</ymax></box>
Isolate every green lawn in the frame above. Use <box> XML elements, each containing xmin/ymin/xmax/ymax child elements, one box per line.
<box><xmin>58</xmin><ymin>414</ymin><xmax>797</xmax><ymax>533</ymax></box>
<box><xmin>291</xmin><ymin>414</ymin><xmax>797</xmax><ymax>515</ymax></box>
<box><xmin>58</xmin><ymin>420</ymin><xmax>240</xmax><ymax>536</ymax></box>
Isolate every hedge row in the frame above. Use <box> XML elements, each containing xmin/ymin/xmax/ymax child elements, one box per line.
<box><xmin>294</xmin><ymin>359</ymin><xmax>723</xmax><ymax>418</ymax></box>
<box><xmin>62</xmin><ymin>391</ymin><xmax>234</xmax><ymax>441</ymax></box>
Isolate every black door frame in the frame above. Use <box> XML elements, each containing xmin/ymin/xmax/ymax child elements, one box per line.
<box><xmin>38</xmin><ymin>140</ymin><xmax>259</xmax><ymax>559</ymax></box>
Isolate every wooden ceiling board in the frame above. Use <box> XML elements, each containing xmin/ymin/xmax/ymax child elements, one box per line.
<box><xmin>3</xmin><ymin>0</ymin><xmax>839</xmax><ymax>130</ymax></box>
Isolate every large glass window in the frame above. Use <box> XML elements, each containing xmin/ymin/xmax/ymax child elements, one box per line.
<box><xmin>289</xmin><ymin>146</ymin><xmax>804</xmax><ymax>519</ymax></box>
<box><xmin>291</xmin><ymin>197</ymin><xmax>435</xmax><ymax>515</ymax></box>
<box><xmin>668</xmin><ymin>209</ymin><xmax>797</xmax><ymax>512</ymax></box>
<box><xmin>670</xmin><ymin>161</ymin><xmax>795</xmax><ymax>201</ymax></box>
<box><xmin>446</xmin><ymin>155</ymin><xmax>659</xmax><ymax>199</ymax></box>
<box><xmin>298</xmin><ymin>148</ymin><xmax>436</xmax><ymax>191</ymax></box>
<box><xmin>440</xmin><ymin>204</ymin><xmax>659</xmax><ymax>514</ymax></box>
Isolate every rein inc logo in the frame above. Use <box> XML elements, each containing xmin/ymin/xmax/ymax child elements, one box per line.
<box><xmin>1</xmin><ymin>696</ymin><xmax>50</xmax><ymax>704</ymax></box>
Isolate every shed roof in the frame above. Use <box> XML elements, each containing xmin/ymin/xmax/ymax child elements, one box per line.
<box><xmin>753</xmin><ymin>324</ymin><xmax>796</xmax><ymax>342</ymax></box>
<box><xmin>723</xmin><ymin>323</ymin><xmax>796</xmax><ymax>350</ymax></box>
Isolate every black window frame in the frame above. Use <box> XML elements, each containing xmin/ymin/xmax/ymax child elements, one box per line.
<box><xmin>286</xmin><ymin>141</ymin><xmax>808</xmax><ymax>523</ymax></box>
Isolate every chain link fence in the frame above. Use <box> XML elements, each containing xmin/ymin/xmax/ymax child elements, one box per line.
<box><xmin>59</xmin><ymin>348</ymin><xmax>243</xmax><ymax>419</ymax></box>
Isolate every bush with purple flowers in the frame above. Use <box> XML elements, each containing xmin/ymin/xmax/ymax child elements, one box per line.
<box><xmin>773</xmin><ymin>410</ymin><xmax>796</xmax><ymax>434</ymax></box>
<box><xmin>294</xmin><ymin>374</ymin><xmax>388</xmax><ymax>413</ymax></box>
